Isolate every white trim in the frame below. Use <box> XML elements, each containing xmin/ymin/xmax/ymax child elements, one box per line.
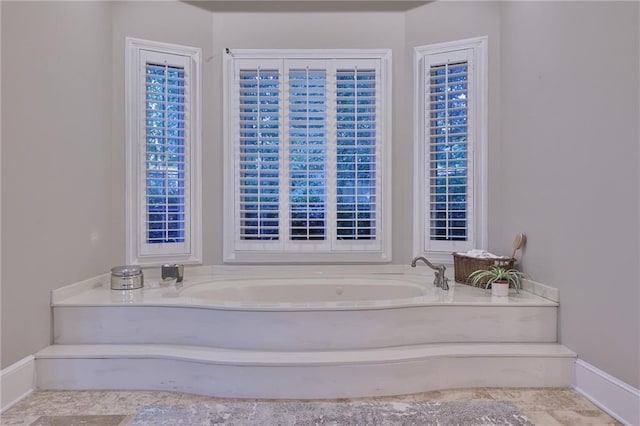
<box><xmin>1</xmin><ymin>355</ymin><xmax>35</xmax><ymax>413</ymax></box>
<box><xmin>125</xmin><ymin>37</ymin><xmax>202</xmax><ymax>266</ymax></box>
<box><xmin>223</xmin><ymin>49</ymin><xmax>392</xmax><ymax>264</ymax></box>
<box><xmin>574</xmin><ymin>358</ymin><xmax>640</xmax><ymax>426</ymax></box>
<box><xmin>224</xmin><ymin>48</ymin><xmax>392</xmax><ymax>60</ymax></box>
<box><xmin>412</xmin><ymin>36</ymin><xmax>488</xmax><ymax>265</ymax></box>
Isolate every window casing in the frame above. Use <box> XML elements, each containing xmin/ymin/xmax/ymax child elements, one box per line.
<box><xmin>125</xmin><ymin>38</ymin><xmax>202</xmax><ymax>265</ymax></box>
<box><xmin>413</xmin><ymin>37</ymin><xmax>488</xmax><ymax>265</ymax></box>
<box><xmin>224</xmin><ymin>50</ymin><xmax>392</xmax><ymax>263</ymax></box>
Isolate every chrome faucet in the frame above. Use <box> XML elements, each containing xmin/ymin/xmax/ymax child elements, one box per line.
<box><xmin>411</xmin><ymin>256</ymin><xmax>449</xmax><ymax>290</ymax></box>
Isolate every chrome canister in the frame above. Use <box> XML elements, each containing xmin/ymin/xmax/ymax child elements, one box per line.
<box><xmin>110</xmin><ymin>265</ymin><xmax>144</xmax><ymax>290</ymax></box>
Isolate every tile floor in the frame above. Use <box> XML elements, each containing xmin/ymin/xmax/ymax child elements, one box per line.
<box><xmin>1</xmin><ymin>387</ymin><xmax>621</xmax><ymax>425</ymax></box>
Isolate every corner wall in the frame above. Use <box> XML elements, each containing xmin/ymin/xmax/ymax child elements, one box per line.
<box><xmin>499</xmin><ymin>1</ymin><xmax>640</xmax><ymax>388</ymax></box>
<box><xmin>404</xmin><ymin>1</ymin><xmax>503</xmax><ymax>255</ymax></box>
<box><xmin>1</xmin><ymin>1</ymin><xmax>114</xmax><ymax>368</ymax></box>
<box><xmin>109</xmin><ymin>1</ymin><xmax>216</xmax><ymax>267</ymax></box>
<box><xmin>206</xmin><ymin>6</ymin><xmax>407</xmax><ymax>263</ymax></box>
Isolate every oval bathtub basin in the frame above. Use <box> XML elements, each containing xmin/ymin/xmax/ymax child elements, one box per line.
<box><xmin>180</xmin><ymin>277</ymin><xmax>425</xmax><ymax>304</ymax></box>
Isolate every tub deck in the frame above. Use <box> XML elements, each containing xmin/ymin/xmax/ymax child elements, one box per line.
<box><xmin>52</xmin><ymin>269</ymin><xmax>558</xmax><ymax>310</ymax></box>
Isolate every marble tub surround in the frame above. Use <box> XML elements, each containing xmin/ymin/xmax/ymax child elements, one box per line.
<box><xmin>0</xmin><ymin>388</ymin><xmax>622</xmax><ymax>426</ymax></box>
<box><xmin>52</xmin><ymin>274</ymin><xmax>559</xmax><ymax>352</ymax></box>
<box><xmin>38</xmin><ymin>268</ymin><xmax>573</xmax><ymax>399</ymax></box>
<box><xmin>35</xmin><ymin>343</ymin><xmax>575</xmax><ymax>399</ymax></box>
<box><xmin>521</xmin><ymin>278</ymin><xmax>560</xmax><ymax>302</ymax></box>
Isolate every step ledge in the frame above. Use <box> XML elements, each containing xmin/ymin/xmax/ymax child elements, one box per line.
<box><xmin>36</xmin><ymin>343</ymin><xmax>576</xmax><ymax>367</ymax></box>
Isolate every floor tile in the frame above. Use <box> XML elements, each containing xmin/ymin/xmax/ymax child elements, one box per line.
<box><xmin>411</xmin><ymin>387</ymin><xmax>496</xmax><ymax>402</ymax></box>
<box><xmin>29</xmin><ymin>414</ymin><xmax>127</xmax><ymax>426</ymax></box>
<box><xmin>520</xmin><ymin>410</ymin><xmax>563</xmax><ymax>425</ymax></box>
<box><xmin>0</xmin><ymin>414</ymin><xmax>41</xmax><ymax>425</ymax></box>
<box><xmin>3</xmin><ymin>391</ymin><xmax>110</xmax><ymax>417</ymax></box>
<box><xmin>488</xmin><ymin>387</ymin><xmax>599</xmax><ymax>411</ymax></box>
<box><xmin>0</xmin><ymin>387</ymin><xmax>623</xmax><ymax>426</ymax></box>
<box><xmin>548</xmin><ymin>409</ymin><xmax>623</xmax><ymax>425</ymax></box>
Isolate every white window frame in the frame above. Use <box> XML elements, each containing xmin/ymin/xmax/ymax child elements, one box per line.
<box><xmin>223</xmin><ymin>49</ymin><xmax>392</xmax><ymax>264</ymax></box>
<box><xmin>125</xmin><ymin>37</ymin><xmax>202</xmax><ymax>266</ymax></box>
<box><xmin>413</xmin><ymin>37</ymin><xmax>488</xmax><ymax>265</ymax></box>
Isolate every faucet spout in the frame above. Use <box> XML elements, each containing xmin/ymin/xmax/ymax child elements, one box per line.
<box><xmin>411</xmin><ymin>256</ymin><xmax>437</xmax><ymax>270</ymax></box>
<box><xmin>410</xmin><ymin>256</ymin><xmax>450</xmax><ymax>290</ymax></box>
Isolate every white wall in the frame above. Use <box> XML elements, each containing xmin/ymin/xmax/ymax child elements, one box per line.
<box><xmin>1</xmin><ymin>1</ymin><xmax>113</xmax><ymax>368</ymax></box>
<box><xmin>109</xmin><ymin>1</ymin><xmax>216</xmax><ymax>267</ymax></box>
<box><xmin>208</xmin><ymin>7</ymin><xmax>407</xmax><ymax>263</ymax></box>
<box><xmin>499</xmin><ymin>1</ymin><xmax>640</xmax><ymax>388</ymax></box>
<box><xmin>108</xmin><ymin>2</ymin><xmax>406</xmax><ymax>264</ymax></box>
<box><xmin>407</xmin><ymin>0</ymin><xmax>640</xmax><ymax>389</ymax></box>
<box><xmin>404</xmin><ymin>1</ymin><xmax>503</xmax><ymax>253</ymax></box>
<box><xmin>1</xmin><ymin>0</ymin><xmax>407</xmax><ymax>369</ymax></box>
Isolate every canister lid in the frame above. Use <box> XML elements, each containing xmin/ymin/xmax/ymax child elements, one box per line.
<box><xmin>111</xmin><ymin>265</ymin><xmax>143</xmax><ymax>277</ymax></box>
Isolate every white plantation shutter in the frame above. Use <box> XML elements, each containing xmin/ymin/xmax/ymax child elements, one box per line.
<box><xmin>144</xmin><ymin>58</ymin><xmax>188</xmax><ymax>246</ymax></box>
<box><xmin>428</xmin><ymin>58</ymin><xmax>470</xmax><ymax>245</ymax></box>
<box><xmin>288</xmin><ymin>65</ymin><xmax>328</xmax><ymax>242</ymax></box>
<box><xmin>414</xmin><ymin>38</ymin><xmax>487</xmax><ymax>261</ymax></box>
<box><xmin>227</xmin><ymin>51</ymin><xmax>390</xmax><ymax>261</ymax></box>
<box><xmin>336</xmin><ymin>66</ymin><xmax>378</xmax><ymax>241</ymax></box>
<box><xmin>238</xmin><ymin>64</ymin><xmax>281</xmax><ymax>241</ymax></box>
<box><xmin>126</xmin><ymin>38</ymin><xmax>201</xmax><ymax>265</ymax></box>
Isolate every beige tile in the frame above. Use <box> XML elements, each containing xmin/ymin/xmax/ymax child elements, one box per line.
<box><xmin>547</xmin><ymin>409</ymin><xmax>622</xmax><ymax>426</ymax></box>
<box><xmin>488</xmin><ymin>387</ymin><xmax>598</xmax><ymax>411</ymax></box>
<box><xmin>2</xmin><ymin>391</ymin><xmax>110</xmax><ymax>417</ymax></box>
<box><xmin>176</xmin><ymin>392</ymin><xmax>228</xmax><ymax>404</ymax></box>
<box><xmin>118</xmin><ymin>414</ymin><xmax>135</xmax><ymax>426</ymax></box>
<box><xmin>520</xmin><ymin>410</ymin><xmax>564</xmax><ymax>425</ymax></box>
<box><xmin>0</xmin><ymin>414</ymin><xmax>41</xmax><ymax>425</ymax></box>
<box><xmin>1</xmin><ymin>387</ymin><xmax>620</xmax><ymax>425</ymax></box>
<box><xmin>29</xmin><ymin>414</ymin><xmax>127</xmax><ymax>426</ymax></box>
<box><xmin>402</xmin><ymin>387</ymin><xmax>495</xmax><ymax>402</ymax></box>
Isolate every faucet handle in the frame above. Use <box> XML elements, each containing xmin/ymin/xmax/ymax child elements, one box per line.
<box><xmin>433</xmin><ymin>271</ymin><xmax>442</xmax><ymax>287</ymax></box>
<box><xmin>442</xmin><ymin>275</ymin><xmax>449</xmax><ymax>290</ymax></box>
<box><xmin>162</xmin><ymin>264</ymin><xmax>184</xmax><ymax>283</ymax></box>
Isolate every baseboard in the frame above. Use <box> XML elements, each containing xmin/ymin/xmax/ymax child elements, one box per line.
<box><xmin>1</xmin><ymin>355</ymin><xmax>35</xmax><ymax>413</ymax></box>
<box><xmin>574</xmin><ymin>358</ymin><xmax>640</xmax><ymax>426</ymax></box>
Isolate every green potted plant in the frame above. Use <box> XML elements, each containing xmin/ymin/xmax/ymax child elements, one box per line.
<box><xmin>468</xmin><ymin>266</ymin><xmax>526</xmax><ymax>297</ymax></box>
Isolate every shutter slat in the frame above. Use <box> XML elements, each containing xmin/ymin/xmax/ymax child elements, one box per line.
<box><xmin>239</xmin><ymin>68</ymin><xmax>281</xmax><ymax>240</ymax></box>
<box><xmin>336</xmin><ymin>67</ymin><xmax>379</xmax><ymax>243</ymax></box>
<box><xmin>428</xmin><ymin>60</ymin><xmax>469</xmax><ymax>243</ymax></box>
<box><xmin>235</xmin><ymin>61</ymin><xmax>381</xmax><ymax>245</ymax></box>
<box><xmin>144</xmin><ymin>61</ymin><xmax>187</xmax><ymax>245</ymax></box>
<box><xmin>288</xmin><ymin>68</ymin><xmax>328</xmax><ymax>241</ymax></box>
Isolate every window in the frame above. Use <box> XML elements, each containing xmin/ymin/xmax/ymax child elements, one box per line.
<box><xmin>125</xmin><ymin>38</ymin><xmax>202</xmax><ymax>265</ymax></box>
<box><xmin>413</xmin><ymin>37</ymin><xmax>488</xmax><ymax>265</ymax></box>
<box><xmin>223</xmin><ymin>50</ymin><xmax>391</xmax><ymax>263</ymax></box>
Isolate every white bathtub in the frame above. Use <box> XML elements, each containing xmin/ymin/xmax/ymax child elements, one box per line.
<box><xmin>180</xmin><ymin>276</ymin><xmax>425</xmax><ymax>304</ymax></box>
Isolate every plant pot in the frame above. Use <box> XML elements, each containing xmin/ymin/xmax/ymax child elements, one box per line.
<box><xmin>491</xmin><ymin>281</ymin><xmax>509</xmax><ymax>297</ymax></box>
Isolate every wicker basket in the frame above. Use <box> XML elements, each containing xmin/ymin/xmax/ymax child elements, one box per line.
<box><xmin>452</xmin><ymin>252</ymin><xmax>515</xmax><ymax>286</ymax></box>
